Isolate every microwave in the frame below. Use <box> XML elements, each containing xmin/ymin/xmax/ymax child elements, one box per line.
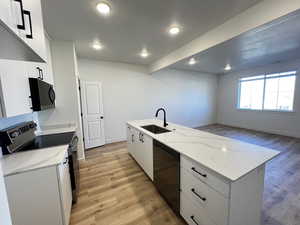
<box><xmin>29</xmin><ymin>78</ymin><xmax>56</xmax><ymax>111</ymax></box>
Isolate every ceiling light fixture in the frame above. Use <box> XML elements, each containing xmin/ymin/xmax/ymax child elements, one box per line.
<box><xmin>92</xmin><ymin>42</ymin><xmax>103</xmax><ymax>50</ymax></box>
<box><xmin>96</xmin><ymin>2</ymin><xmax>111</xmax><ymax>15</ymax></box>
<box><xmin>168</xmin><ymin>26</ymin><xmax>180</xmax><ymax>36</ymax></box>
<box><xmin>188</xmin><ymin>57</ymin><xmax>196</xmax><ymax>65</ymax></box>
<box><xmin>140</xmin><ymin>49</ymin><xmax>149</xmax><ymax>58</ymax></box>
<box><xmin>224</xmin><ymin>64</ymin><xmax>232</xmax><ymax>71</ymax></box>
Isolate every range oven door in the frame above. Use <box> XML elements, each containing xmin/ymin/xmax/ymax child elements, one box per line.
<box><xmin>68</xmin><ymin>136</ymin><xmax>79</xmax><ymax>204</ymax></box>
<box><xmin>153</xmin><ymin>140</ymin><xmax>180</xmax><ymax>214</ymax></box>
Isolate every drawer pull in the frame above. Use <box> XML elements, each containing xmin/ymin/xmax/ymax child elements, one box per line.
<box><xmin>191</xmin><ymin>167</ymin><xmax>207</xmax><ymax>178</ymax></box>
<box><xmin>191</xmin><ymin>188</ymin><xmax>206</xmax><ymax>202</ymax></box>
<box><xmin>190</xmin><ymin>216</ymin><xmax>200</xmax><ymax>225</ymax></box>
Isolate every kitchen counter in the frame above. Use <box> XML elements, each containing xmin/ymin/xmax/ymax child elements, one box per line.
<box><xmin>36</xmin><ymin>123</ymin><xmax>77</xmax><ymax>136</ymax></box>
<box><xmin>127</xmin><ymin>119</ymin><xmax>280</xmax><ymax>181</ymax></box>
<box><xmin>1</xmin><ymin>145</ymin><xmax>68</xmax><ymax>176</ymax></box>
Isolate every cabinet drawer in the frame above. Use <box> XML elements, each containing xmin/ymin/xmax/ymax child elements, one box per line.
<box><xmin>181</xmin><ymin>155</ymin><xmax>229</xmax><ymax>197</ymax></box>
<box><xmin>181</xmin><ymin>192</ymin><xmax>216</xmax><ymax>225</ymax></box>
<box><xmin>181</xmin><ymin>167</ymin><xmax>228</xmax><ymax>225</ymax></box>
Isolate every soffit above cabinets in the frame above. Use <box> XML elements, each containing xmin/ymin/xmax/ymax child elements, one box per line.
<box><xmin>170</xmin><ymin>9</ymin><xmax>300</xmax><ymax>75</ymax></box>
<box><xmin>41</xmin><ymin>0</ymin><xmax>261</xmax><ymax>65</ymax></box>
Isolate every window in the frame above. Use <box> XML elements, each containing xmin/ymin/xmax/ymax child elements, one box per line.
<box><xmin>238</xmin><ymin>71</ymin><xmax>297</xmax><ymax>111</ymax></box>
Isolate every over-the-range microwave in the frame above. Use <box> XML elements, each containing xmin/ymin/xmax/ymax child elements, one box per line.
<box><xmin>29</xmin><ymin>78</ymin><xmax>56</xmax><ymax>111</ymax></box>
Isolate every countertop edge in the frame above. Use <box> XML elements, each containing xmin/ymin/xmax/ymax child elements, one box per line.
<box><xmin>2</xmin><ymin>145</ymin><xmax>69</xmax><ymax>177</ymax></box>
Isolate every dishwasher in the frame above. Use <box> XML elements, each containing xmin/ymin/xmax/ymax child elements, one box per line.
<box><xmin>153</xmin><ymin>139</ymin><xmax>180</xmax><ymax>214</ymax></box>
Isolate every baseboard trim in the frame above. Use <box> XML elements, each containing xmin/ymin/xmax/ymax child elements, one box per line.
<box><xmin>105</xmin><ymin>138</ymin><xmax>126</xmax><ymax>144</ymax></box>
<box><xmin>218</xmin><ymin>122</ymin><xmax>300</xmax><ymax>139</ymax></box>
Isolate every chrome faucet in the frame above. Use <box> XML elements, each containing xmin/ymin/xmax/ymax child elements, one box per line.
<box><xmin>155</xmin><ymin>108</ymin><xmax>168</xmax><ymax>127</ymax></box>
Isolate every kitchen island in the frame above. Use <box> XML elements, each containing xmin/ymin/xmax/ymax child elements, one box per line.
<box><xmin>126</xmin><ymin>119</ymin><xmax>280</xmax><ymax>225</ymax></box>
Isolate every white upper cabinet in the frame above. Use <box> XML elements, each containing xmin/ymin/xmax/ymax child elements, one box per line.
<box><xmin>0</xmin><ymin>60</ymin><xmax>32</xmax><ymax>118</ymax></box>
<box><xmin>21</xmin><ymin>0</ymin><xmax>47</xmax><ymax>61</ymax></box>
<box><xmin>0</xmin><ymin>0</ymin><xmax>47</xmax><ymax>61</ymax></box>
<box><xmin>25</xmin><ymin>33</ymin><xmax>54</xmax><ymax>84</ymax></box>
<box><xmin>44</xmin><ymin>33</ymin><xmax>54</xmax><ymax>84</ymax></box>
<box><xmin>0</xmin><ymin>0</ymin><xmax>13</xmax><ymax>29</ymax></box>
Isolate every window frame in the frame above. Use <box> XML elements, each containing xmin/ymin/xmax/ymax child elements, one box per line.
<box><xmin>237</xmin><ymin>71</ymin><xmax>297</xmax><ymax>113</ymax></box>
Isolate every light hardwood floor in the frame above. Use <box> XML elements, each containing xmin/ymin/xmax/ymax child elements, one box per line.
<box><xmin>70</xmin><ymin>124</ymin><xmax>300</xmax><ymax>225</ymax></box>
<box><xmin>70</xmin><ymin>141</ymin><xmax>186</xmax><ymax>225</ymax></box>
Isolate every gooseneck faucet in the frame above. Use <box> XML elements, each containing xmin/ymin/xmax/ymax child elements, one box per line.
<box><xmin>155</xmin><ymin>108</ymin><xmax>168</xmax><ymax>127</ymax></box>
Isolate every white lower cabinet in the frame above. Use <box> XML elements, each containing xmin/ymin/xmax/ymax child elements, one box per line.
<box><xmin>5</xmin><ymin>152</ymin><xmax>72</xmax><ymax>225</ymax></box>
<box><xmin>181</xmin><ymin>167</ymin><xmax>228</xmax><ymax>225</ymax></box>
<box><xmin>127</xmin><ymin>125</ymin><xmax>153</xmax><ymax>180</ymax></box>
<box><xmin>180</xmin><ymin>155</ymin><xmax>265</xmax><ymax>225</ymax></box>
<box><xmin>181</xmin><ymin>192</ymin><xmax>216</xmax><ymax>225</ymax></box>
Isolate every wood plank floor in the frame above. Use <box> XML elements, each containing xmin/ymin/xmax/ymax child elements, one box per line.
<box><xmin>70</xmin><ymin>141</ymin><xmax>186</xmax><ymax>225</ymax></box>
<box><xmin>70</xmin><ymin>124</ymin><xmax>300</xmax><ymax>225</ymax></box>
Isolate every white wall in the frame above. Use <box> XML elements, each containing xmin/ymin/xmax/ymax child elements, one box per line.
<box><xmin>78</xmin><ymin>59</ymin><xmax>218</xmax><ymax>143</ymax></box>
<box><xmin>217</xmin><ymin>59</ymin><xmax>300</xmax><ymax>138</ymax></box>
<box><xmin>37</xmin><ymin>41</ymin><xmax>84</xmax><ymax>159</ymax></box>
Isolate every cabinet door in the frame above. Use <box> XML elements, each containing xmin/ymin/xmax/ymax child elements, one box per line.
<box><xmin>26</xmin><ymin>61</ymin><xmax>52</xmax><ymax>84</ymax></box>
<box><xmin>9</xmin><ymin>0</ymin><xmax>25</xmax><ymax>35</ymax></box>
<box><xmin>131</xmin><ymin>128</ymin><xmax>139</xmax><ymax>161</ymax></box>
<box><xmin>58</xmin><ymin>156</ymin><xmax>72</xmax><ymax>225</ymax></box>
<box><xmin>20</xmin><ymin>0</ymin><xmax>47</xmax><ymax>61</ymax></box>
<box><xmin>141</xmin><ymin>134</ymin><xmax>153</xmax><ymax>180</ymax></box>
<box><xmin>5</xmin><ymin>166</ymin><xmax>63</xmax><ymax>225</ymax></box>
<box><xmin>0</xmin><ymin>60</ymin><xmax>32</xmax><ymax>118</ymax></box>
<box><xmin>127</xmin><ymin>126</ymin><xmax>134</xmax><ymax>156</ymax></box>
<box><xmin>0</xmin><ymin>0</ymin><xmax>13</xmax><ymax>28</ymax></box>
<box><xmin>44</xmin><ymin>33</ymin><xmax>54</xmax><ymax>84</ymax></box>
<box><xmin>134</xmin><ymin>130</ymin><xmax>144</xmax><ymax>167</ymax></box>
<box><xmin>26</xmin><ymin>61</ymin><xmax>40</xmax><ymax>78</ymax></box>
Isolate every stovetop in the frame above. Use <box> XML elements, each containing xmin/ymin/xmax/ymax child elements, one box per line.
<box><xmin>21</xmin><ymin>132</ymin><xmax>76</xmax><ymax>152</ymax></box>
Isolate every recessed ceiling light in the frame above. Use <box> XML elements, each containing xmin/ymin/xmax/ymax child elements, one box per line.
<box><xmin>168</xmin><ymin>26</ymin><xmax>180</xmax><ymax>36</ymax></box>
<box><xmin>96</xmin><ymin>2</ymin><xmax>111</xmax><ymax>15</ymax></box>
<box><xmin>224</xmin><ymin>64</ymin><xmax>232</xmax><ymax>71</ymax></box>
<box><xmin>140</xmin><ymin>49</ymin><xmax>149</xmax><ymax>58</ymax></box>
<box><xmin>92</xmin><ymin>42</ymin><xmax>103</xmax><ymax>50</ymax></box>
<box><xmin>188</xmin><ymin>57</ymin><xmax>196</xmax><ymax>65</ymax></box>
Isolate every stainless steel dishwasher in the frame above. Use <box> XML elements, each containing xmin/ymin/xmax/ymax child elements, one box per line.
<box><xmin>153</xmin><ymin>139</ymin><xmax>180</xmax><ymax>214</ymax></box>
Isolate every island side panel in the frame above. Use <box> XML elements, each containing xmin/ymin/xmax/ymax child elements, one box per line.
<box><xmin>228</xmin><ymin>165</ymin><xmax>265</xmax><ymax>225</ymax></box>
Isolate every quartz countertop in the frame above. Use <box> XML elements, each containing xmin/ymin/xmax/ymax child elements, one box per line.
<box><xmin>1</xmin><ymin>145</ymin><xmax>68</xmax><ymax>177</ymax></box>
<box><xmin>127</xmin><ymin>119</ymin><xmax>280</xmax><ymax>181</ymax></box>
<box><xmin>36</xmin><ymin>123</ymin><xmax>77</xmax><ymax>136</ymax></box>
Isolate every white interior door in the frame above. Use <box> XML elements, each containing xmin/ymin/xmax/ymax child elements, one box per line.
<box><xmin>80</xmin><ymin>80</ymin><xmax>105</xmax><ymax>149</ymax></box>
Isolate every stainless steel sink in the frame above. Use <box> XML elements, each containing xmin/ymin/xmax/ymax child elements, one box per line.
<box><xmin>141</xmin><ymin>124</ymin><xmax>171</xmax><ymax>134</ymax></box>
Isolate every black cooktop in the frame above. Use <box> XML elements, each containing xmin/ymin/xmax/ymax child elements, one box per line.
<box><xmin>22</xmin><ymin>132</ymin><xmax>75</xmax><ymax>151</ymax></box>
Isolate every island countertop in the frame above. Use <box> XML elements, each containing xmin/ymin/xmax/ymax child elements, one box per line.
<box><xmin>1</xmin><ymin>145</ymin><xmax>68</xmax><ymax>177</ymax></box>
<box><xmin>127</xmin><ymin>119</ymin><xmax>280</xmax><ymax>181</ymax></box>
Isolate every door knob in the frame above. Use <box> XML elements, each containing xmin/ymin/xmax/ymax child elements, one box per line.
<box><xmin>100</xmin><ymin>116</ymin><xmax>104</xmax><ymax>119</ymax></box>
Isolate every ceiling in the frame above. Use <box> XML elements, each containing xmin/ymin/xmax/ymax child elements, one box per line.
<box><xmin>41</xmin><ymin>0</ymin><xmax>261</xmax><ymax>65</ymax></box>
<box><xmin>171</xmin><ymin>9</ymin><xmax>300</xmax><ymax>74</ymax></box>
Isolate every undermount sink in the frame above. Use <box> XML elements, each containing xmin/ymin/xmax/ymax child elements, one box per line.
<box><xmin>141</xmin><ymin>124</ymin><xmax>171</xmax><ymax>134</ymax></box>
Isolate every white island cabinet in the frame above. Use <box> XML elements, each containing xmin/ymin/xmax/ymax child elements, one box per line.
<box><xmin>127</xmin><ymin>119</ymin><xmax>280</xmax><ymax>225</ymax></box>
<box><xmin>4</xmin><ymin>151</ymin><xmax>72</xmax><ymax>225</ymax></box>
<box><xmin>127</xmin><ymin>125</ymin><xmax>153</xmax><ymax>180</ymax></box>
